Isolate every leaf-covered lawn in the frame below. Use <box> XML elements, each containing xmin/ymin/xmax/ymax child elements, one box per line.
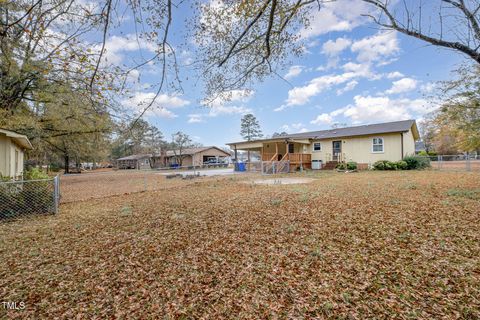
<box><xmin>1</xmin><ymin>171</ymin><xmax>479</xmax><ymax>319</ymax></box>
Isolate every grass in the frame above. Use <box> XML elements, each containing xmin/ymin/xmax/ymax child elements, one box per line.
<box><xmin>0</xmin><ymin>171</ymin><xmax>479</xmax><ymax>319</ymax></box>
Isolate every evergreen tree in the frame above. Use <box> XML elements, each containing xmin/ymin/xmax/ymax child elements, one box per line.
<box><xmin>240</xmin><ymin>114</ymin><xmax>263</xmax><ymax>141</ymax></box>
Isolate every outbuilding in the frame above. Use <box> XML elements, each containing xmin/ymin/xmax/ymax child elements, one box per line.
<box><xmin>0</xmin><ymin>129</ymin><xmax>33</xmax><ymax>180</ymax></box>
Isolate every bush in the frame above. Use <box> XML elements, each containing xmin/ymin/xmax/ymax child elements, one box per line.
<box><xmin>373</xmin><ymin>158</ymin><xmax>426</xmax><ymax>171</ymax></box>
<box><xmin>23</xmin><ymin>168</ymin><xmax>49</xmax><ymax>180</ymax></box>
<box><xmin>403</xmin><ymin>155</ymin><xmax>431</xmax><ymax>170</ymax></box>
<box><xmin>395</xmin><ymin>160</ymin><xmax>408</xmax><ymax>170</ymax></box>
<box><xmin>373</xmin><ymin>160</ymin><xmax>396</xmax><ymax>170</ymax></box>
<box><xmin>346</xmin><ymin>162</ymin><xmax>357</xmax><ymax>170</ymax></box>
<box><xmin>335</xmin><ymin>163</ymin><xmax>347</xmax><ymax>170</ymax></box>
<box><xmin>373</xmin><ymin>160</ymin><xmax>398</xmax><ymax>170</ymax></box>
<box><xmin>49</xmin><ymin>163</ymin><xmax>61</xmax><ymax>172</ymax></box>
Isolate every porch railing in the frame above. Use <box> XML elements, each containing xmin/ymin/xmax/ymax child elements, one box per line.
<box><xmin>262</xmin><ymin>153</ymin><xmax>277</xmax><ymax>161</ymax></box>
<box><xmin>262</xmin><ymin>153</ymin><xmax>311</xmax><ymax>162</ymax></box>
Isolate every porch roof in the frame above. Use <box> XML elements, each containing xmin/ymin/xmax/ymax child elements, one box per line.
<box><xmin>227</xmin><ymin>138</ymin><xmax>310</xmax><ymax>150</ymax></box>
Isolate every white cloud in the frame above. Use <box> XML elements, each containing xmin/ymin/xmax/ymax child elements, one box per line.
<box><xmin>322</xmin><ymin>37</ymin><xmax>352</xmax><ymax>56</ymax></box>
<box><xmin>98</xmin><ymin>34</ymin><xmax>157</xmax><ymax>65</ymax></box>
<box><xmin>280</xmin><ymin>122</ymin><xmax>307</xmax><ymax>133</ymax></box>
<box><xmin>300</xmin><ymin>0</ymin><xmax>369</xmax><ymax>39</ymax></box>
<box><xmin>122</xmin><ymin>92</ymin><xmax>190</xmax><ymax>118</ymax></box>
<box><xmin>336</xmin><ymin>80</ymin><xmax>358</xmax><ymax>95</ymax></box>
<box><xmin>385</xmin><ymin>78</ymin><xmax>418</xmax><ymax>94</ymax></box>
<box><xmin>188</xmin><ymin>114</ymin><xmax>204</xmax><ymax>123</ymax></box>
<box><xmin>284</xmin><ymin>65</ymin><xmax>303</xmax><ymax>79</ymax></box>
<box><xmin>311</xmin><ymin>113</ymin><xmax>334</xmax><ymax>125</ymax></box>
<box><xmin>386</xmin><ymin>71</ymin><xmax>404</xmax><ymax>79</ymax></box>
<box><xmin>351</xmin><ymin>31</ymin><xmax>399</xmax><ymax>63</ymax></box>
<box><xmin>284</xmin><ymin>73</ymin><xmax>357</xmax><ymax>107</ymax></box>
<box><xmin>309</xmin><ymin>94</ymin><xmax>434</xmax><ymax>126</ymax></box>
<box><xmin>338</xmin><ymin>95</ymin><xmax>429</xmax><ymax>123</ymax></box>
<box><xmin>420</xmin><ymin>82</ymin><xmax>437</xmax><ymax>94</ymax></box>
<box><xmin>190</xmin><ymin>90</ymin><xmax>253</xmax><ymax>123</ymax></box>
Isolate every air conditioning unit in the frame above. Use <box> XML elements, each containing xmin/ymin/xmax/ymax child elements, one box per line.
<box><xmin>312</xmin><ymin>160</ymin><xmax>322</xmax><ymax>170</ymax></box>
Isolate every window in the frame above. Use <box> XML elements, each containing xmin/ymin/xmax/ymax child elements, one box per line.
<box><xmin>313</xmin><ymin>142</ymin><xmax>321</xmax><ymax>151</ymax></box>
<box><xmin>372</xmin><ymin>138</ymin><xmax>384</xmax><ymax>153</ymax></box>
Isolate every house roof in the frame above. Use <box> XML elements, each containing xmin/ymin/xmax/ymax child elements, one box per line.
<box><xmin>165</xmin><ymin>146</ymin><xmax>230</xmax><ymax>157</ymax></box>
<box><xmin>116</xmin><ymin>154</ymin><xmax>152</xmax><ymax>161</ymax></box>
<box><xmin>227</xmin><ymin>120</ymin><xmax>418</xmax><ymax>145</ymax></box>
<box><xmin>0</xmin><ymin>128</ymin><xmax>33</xmax><ymax>149</ymax></box>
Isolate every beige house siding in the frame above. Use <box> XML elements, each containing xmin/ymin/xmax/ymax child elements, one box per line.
<box><xmin>310</xmin><ymin>131</ymin><xmax>414</xmax><ymax>165</ymax></box>
<box><xmin>402</xmin><ymin>129</ymin><xmax>416</xmax><ymax>157</ymax></box>
<box><xmin>0</xmin><ymin>135</ymin><xmax>25</xmax><ymax>178</ymax></box>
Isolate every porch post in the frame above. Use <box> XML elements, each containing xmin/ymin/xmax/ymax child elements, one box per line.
<box><xmin>234</xmin><ymin>145</ymin><xmax>238</xmax><ymax>171</ymax></box>
<box><xmin>275</xmin><ymin>142</ymin><xmax>278</xmax><ymax>156</ymax></box>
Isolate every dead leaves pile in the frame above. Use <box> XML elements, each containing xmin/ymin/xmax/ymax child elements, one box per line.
<box><xmin>0</xmin><ymin>171</ymin><xmax>479</xmax><ymax>319</ymax></box>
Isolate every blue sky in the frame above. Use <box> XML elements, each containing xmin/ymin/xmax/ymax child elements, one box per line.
<box><xmin>101</xmin><ymin>0</ymin><xmax>465</xmax><ymax>147</ymax></box>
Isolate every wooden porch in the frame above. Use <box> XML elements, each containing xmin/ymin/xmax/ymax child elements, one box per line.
<box><xmin>261</xmin><ymin>140</ymin><xmax>312</xmax><ymax>171</ymax></box>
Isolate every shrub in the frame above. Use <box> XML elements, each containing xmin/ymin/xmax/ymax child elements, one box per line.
<box><xmin>24</xmin><ymin>167</ymin><xmax>49</xmax><ymax>180</ymax></box>
<box><xmin>346</xmin><ymin>162</ymin><xmax>357</xmax><ymax>170</ymax></box>
<box><xmin>403</xmin><ymin>155</ymin><xmax>431</xmax><ymax>170</ymax></box>
<box><xmin>395</xmin><ymin>160</ymin><xmax>408</xmax><ymax>170</ymax></box>
<box><xmin>336</xmin><ymin>163</ymin><xmax>347</xmax><ymax>170</ymax></box>
<box><xmin>373</xmin><ymin>160</ymin><xmax>391</xmax><ymax>170</ymax></box>
<box><xmin>373</xmin><ymin>160</ymin><xmax>403</xmax><ymax>170</ymax></box>
<box><xmin>49</xmin><ymin>163</ymin><xmax>61</xmax><ymax>172</ymax></box>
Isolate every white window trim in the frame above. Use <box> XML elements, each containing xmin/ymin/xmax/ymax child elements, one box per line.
<box><xmin>372</xmin><ymin>137</ymin><xmax>384</xmax><ymax>153</ymax></box>
<box><xmin>313</xmin><ymin>142</ymin><xmax>322</xmax><ymax>152</ymax></box>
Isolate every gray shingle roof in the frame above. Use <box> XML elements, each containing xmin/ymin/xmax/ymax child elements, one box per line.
<box><xmin>116</xmin><ymin>154</ymin><xmax>152</xmax><ymax>161</ymax></box>
<box><xmin>165</xmin><ymin>146</ymin><xmax>230</xmax><ymax>157</ymax></box>
<box><xmin>288</xmin><ymin>120</ymin><xmax>416</xmax><ymax>140</ymax></box>
<box><xmin>228</xmin><ymin>120</ymin><xmax>417</xmax><ymax>145</ymax></box>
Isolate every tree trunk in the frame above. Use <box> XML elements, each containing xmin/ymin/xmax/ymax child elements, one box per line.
<box><xmin>64</xmin><ymin>154</ymin><xmax>69</xmax><ymax>174</ymax></box>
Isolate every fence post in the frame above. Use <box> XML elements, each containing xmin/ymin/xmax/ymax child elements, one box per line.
<box><xmin>273</xmin><ymin>162</ymin><xmax>276</xmax><ymax>174</ymax></box>
<box><xmin>466</xmin><ymin>154</ymin><xmax>471</xmax><ymax>172</ymax></box>
<box><xmin>54</xmin><ymin>175</ymin><xmax>59</xmax><ymax>214</ymax></box>
<box><xmin>438</xmin><ymin>155</ymin><xmax>443</xmax><ymax>170</ymax></box>
<box><xmin>143</xmin><ymin>171</ymin><xmax>147</xmax><ymax>191</ymax></box>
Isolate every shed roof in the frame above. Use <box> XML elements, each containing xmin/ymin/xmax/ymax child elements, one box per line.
<box><xmin>0</xmin><ymin>128</ymin><xmax>33</xmax><ymax>149</ymax></box>
<box><xmin>116</xmin><ymin>154</ymin><xmax>152</xmax><ymax>161</ymax></box>
<box><xmin>165</xmin><ymin>146</ymin><xmax>230</xmax><ymax>157</ymax></box>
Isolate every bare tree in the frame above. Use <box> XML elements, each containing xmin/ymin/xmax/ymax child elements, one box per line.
<box><xmin>170</xmin><ymin>131</ymin><xmax>193</xmax><ymax>167</ymax></box>
<box><xmin>194</xmin><ymin>0</ymin><xmax>323</xmax><ymax>98</ymax></box>
<box><xmin>361</xmin><ymin>0</ymin><xmax>480</xmax><ymax>64</ymax></box>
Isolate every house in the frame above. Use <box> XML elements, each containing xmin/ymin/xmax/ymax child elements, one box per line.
<box><xmin>227</xmin><ymin>120</ymin><xmax>420</xmax><ymax>171</ymax></box>
<box><xmin>163</xmin><ymin>146</ymin><xmax>231</xmax><ymax>167</ymax></box>
<box><xmin>116</xmin><ymin>154</ymin><xmax>152</xmax><ymax>170</ymax></box>
<box><xmin>0</xmin><ymin>129</ymin><xmax>33</xmax><ymax>179</ymax></box>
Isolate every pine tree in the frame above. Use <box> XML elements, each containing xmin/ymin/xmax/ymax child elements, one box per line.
<box><xmin>240</xmin><ymin>114</ymin><xmax>263</xmax><ymax>141</ymax></box>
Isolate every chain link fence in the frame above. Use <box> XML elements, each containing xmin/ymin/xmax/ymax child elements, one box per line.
<box><xmin>0</xmin><ymin>176</ymin><xmax>59</xmax><ymax>221</ymax></box>
<box><xmin>423</xmin><ymin>154</ymin><xmax>480</xmax><ymax>172</ymax></box>
<box><xmin>59</xmin><ymin>166</ymin><xmax>240</xmax><ymax>203</ymax></box>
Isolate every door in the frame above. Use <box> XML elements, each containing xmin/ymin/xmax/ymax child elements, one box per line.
<box><xmin>332</xmin><ymin>141</ymin><xmax>342</xmax><ymax>161</ymax></box>
<box><xmin>288</xmin><ymin>143</ymin><xmax>295</xmax><ymax>154</ymax></box>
